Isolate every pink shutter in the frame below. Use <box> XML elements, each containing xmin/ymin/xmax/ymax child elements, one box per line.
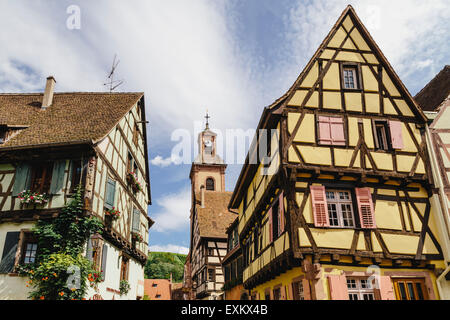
<box><xmin>328</xmin><ymin>275</ymin><xmax>349</xmax><ymax>300</ymax></box>
<box><xmin>355</xmin><ymin>188</ymin><xmax>376</xmax><ymax>229</ymax></box>
<box><xmin>281</xmin><ymin>286</ymin><xmax>287</xmax><ymax>300</ymax></box>
<box><xmin>330</xmin><ymin>117</ymin><xmax>346</xmax><ymax>146</ymax></box>
<box><xmin>302</xmin><ymin>278</ymin><xmax>311</xmax><ymax>300</ymax></box>
<box><xmin>389</xmin><ymin>120</ymin><xmax>404</xmax><ymax>149</ymax></box>
<box><xmin>288</xmin><ymin>283</ymin><xmax>294</xmax><ymax>300</ymax></box>
<box><xmin>268</xmin><ymin>208</ymin><xmax>273</xmax><ymax>243</ymax></box>
<box><xmin>310</xmin><ymin>186</ymin><xmax>329</xmax><ymax>227</ymax></box>
<box><xmin>279</xmin><ymin>192</ymin><xmax>285</xmax><ymax>234</ymax></box>
<box><xmin>378</xmin><ymin>276</ymin><xmax>395</xmax><ymax>300</ymax></box>
<box><xmin>318</xmin><ymin>116</ymin><xmax>332</xmax><ymax>145</ymax></box>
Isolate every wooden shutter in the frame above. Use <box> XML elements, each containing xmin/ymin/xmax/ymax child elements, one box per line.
<box><xmin>389</xmin><ymin>120</ymin><xmax>404</xmax><ymax>149</ymax></box>
<box><xmin>132</xmin><ymin>207</ymin><xmax>141</xmax><ymax>233</ymax></box>
<box><xmin>0</xmin><ymin>232</ymin><xmax>20</xmax><ymax>273</ymax></box>
<box><xmin>310</xmin><ymin>186</ymin><xmax>329</xmax><ymax>227</ymax></box>
<box><xmin>104</xmin><ymin>178</ymin><xmax>116</xmax><ymax>209</ymax></box>
<box><xmin>288</xmin><ymin>283</ymin><xmax>294</xmax><ymax>300</ymax></box>
<box><xmin>378</xmin><ymin>276</ymin><xmax>395</xmax><ymax>300</ymax></box>
<box><xmin>101</xmin><ymin>244</ymin><xmax>108</xmax><ymax>281</ymax></box>
<box><xmin>86</xmin><ymin>237</ymin><xmax>93</xmax><ymax>261</ymax></box>
<box><xmin>330</xmin><ymin>117</ymin><xmax>345</xmax><ymax>145</ymax></box>
<box><xmin>318</xmin><ymin>116</ymin><xmax>332</xmax><ymax>145</ymax></box>
<box><xmin>355</xmin><ymin>188</ymin><xmax>376</xmax><ymax>229</ymax></box>
<box><xmin>278</xmin><ymin>192</ymin><xmax>285</xmax><ymax>234</ymax></box>
<box><xmin>49</xmin><ymin>160</ymin><xmax>66</xmax><ymax>194</ymax></box>
<box><xmin>268</xmin><ymin>208</ymin><xmax>273</xmax><ymax>243</ymax></box>
<box><xmin>12</xmin><ymin>164</ymin><xmax>31</xmax><ymax>196</ymax></box>
<box><xmin>302</xmin><ymin>278</ymin><xmax>311</xmax><ymax>300</ymax></box>
<box><xmin>328</xmin><ymin>275</ymin><xmax>349</xmax><ymax>300</ymax></box>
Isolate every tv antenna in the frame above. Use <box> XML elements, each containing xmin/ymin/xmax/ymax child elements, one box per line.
<box><xmin>103</xmin><ymin>54</ymin><xmax>124</xmax><ymax>92</ymax></box>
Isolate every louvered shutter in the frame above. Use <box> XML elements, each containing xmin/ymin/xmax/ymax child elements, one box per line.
<box><xmin>389</xmin><ymin>120</ymin><xmax>404</xmax><ymax>149</ymax></box>
<box><xmin>378</xmin><ymin>276</ymin><xmax>395</xmax><ymax>300</ymax></box>
<box><xmin>49</xmin><ymin>160</ymin><xmax>66</xmax><ymax>194</ymax></box>
<box><xmin>355</xmin><ymin>188</ymin><xmax>376</xmax><ymax>229</ymax></box>
<box><xmin>12</xmin><ymin>164</ymin><xmax>31</xmax><ymax>196</ymax></box>
<box><xmin>101</xmin><ymin>244</ymin><xmax>108</xmax><ymax>281</ymax></box>
<box><xmin>132</xmin><ymin>207</ymin><xmax>141</xmax><ymax>233</ymax></box>
<box><xmin>104</xmin><ymin>178</ymin><xmax>116</xmax><ymax>209</ymax></box>
<box><xmin>268</xmin><ymin>208</ymin><xmax>273</xmax><ymax>243</ymax></box>
<box><xmin>0</xmin><ymin>232</ymin><xmax>20</xmax><ymax>273</ymax></box>
<box><xmin>302</xmin><ymin>278</ymin><xmax>311</xmax><ymax>300</ymax></box>
<box><xmin>278</xmin><ymin>192</ymin><xmax>285</xmax><ymax>235</ymax></box>
<box><xmin>328</xmin><ymin>275</ymin><xmax>349</xmax><ymax>300</ymax></box>
<box><xmin>330</xmin><ymin>117</ymin><xmax>345</xmax><ymax>145</ymax></box>
<box><xmin>318</xmin><ymin>116</ymin><xmax>332</xmax><ymax>145</ymax></box>
<box><xmin>310</xmin><ymin>186</ymin><xmax>329</xmax><ymax>227</ymax></box>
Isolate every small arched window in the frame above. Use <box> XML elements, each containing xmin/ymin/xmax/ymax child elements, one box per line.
<box><xmin>206</xmin><ymin>178</ymin><xmax>215</xmax><ymax>191</ymax></box>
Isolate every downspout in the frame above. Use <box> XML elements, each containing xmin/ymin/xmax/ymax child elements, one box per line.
<box><xmin>424</xmin><ymin>123</ymin><xmax>450</xmax><ymax>299</ymax></box>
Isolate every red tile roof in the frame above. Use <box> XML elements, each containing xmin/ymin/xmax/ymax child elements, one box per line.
<box><xmin>144</xmin><ymin>279</ymin><xmax>172</xmax><ymax>300</ymax></box>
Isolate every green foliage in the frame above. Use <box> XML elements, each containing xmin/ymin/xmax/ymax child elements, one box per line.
<box><xmin>119</xmin><ymin>280</ymin><xmax>130</xmax><ymax>296</ymax></box>
<box><xmin>18</xmin><ymin>185</ymin><xmax>103</xmax><ymax>300</ymax></box>
<box><xmin>144</xmin><ymin>252</ymin><xmax>186</xmax><ymax>282</ymax></box>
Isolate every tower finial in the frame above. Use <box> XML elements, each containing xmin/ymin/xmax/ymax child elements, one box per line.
<box><xmin>205</xmin><ymin>110</ymin><xmax>210</xmax><ymax>130</ymax></box>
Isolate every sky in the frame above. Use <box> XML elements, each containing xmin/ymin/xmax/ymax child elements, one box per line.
<box><xmin>0</xmin><ymin>0</ymin><xmax>448</xmax><ymax>255</ymax></box>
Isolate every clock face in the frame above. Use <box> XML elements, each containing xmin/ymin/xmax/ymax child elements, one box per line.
<box><xmin>204</xmin><ymin>140</ymin><xmax>212</xmax><ymax>147</ymax></box>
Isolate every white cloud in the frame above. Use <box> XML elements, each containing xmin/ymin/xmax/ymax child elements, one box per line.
<box><xmin>150</xmin><ymin>187</ymin><xmax>191</xmax><ymax>233</ymax></box>
<box><xmin>148</xmin><ymin>244</ymin><xmax>189</xmax><ymax>255</ymax></box>
<box><xmin>150</xmin><ymin>155</ymin><xmax>180</xmax><ymax>168</ymax></box>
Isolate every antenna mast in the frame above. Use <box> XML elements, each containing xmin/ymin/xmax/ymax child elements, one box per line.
<box><xmin>103</xmin><ymin>54</ymin><xmax>124</xmax><ymax>92</ymax></box>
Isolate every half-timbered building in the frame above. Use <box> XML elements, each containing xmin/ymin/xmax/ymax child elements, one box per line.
<box><xmin>186</xmin><ymin>117</ymin><xmax>236</xmax><ymax>300</ymax></box>
<box><xmin>415</xmin><ymin>65</ymin><xmax>450</xmax><ymax>299</ymax></box>
<box><xmin>228</xmin><ymin>6</ymin><xmax>446</xmax><ymax>300</ymax></box>
<box><xmin>0</xmin><ymin>76</ymin><xmax>153</xmax><ymax>299</ymax></box>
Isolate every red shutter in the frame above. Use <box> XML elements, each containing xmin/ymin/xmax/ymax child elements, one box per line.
<box><xmin>328</xmin><ymin>275</ymin><xmax>349</xmax><ymax>300</ymax></box>
<box><xmin>355</xmin><ymin>188</ymin><xmax>376</xmax><ymax>229</ymax></box>
<box><xmin>279</xmin><ymin>192</ymin><xmax>285</xmax><ymax>234</ymax></box>
<box><xmin>268</xmin><ymin>208</ymin><xmax>273</xmax><ymax>243</ymax></box>
<box><xmin>310</xmin><ymin>186</ymin><xmax>329</xmax><ymax>227</ymax></box>
<box><xmin>389</xmin><ymin>120</ymin><xmax>404</xmax><ymax>149</ymax></box>
<box><xmin>330</xmin><ymin>117</ymin><xmax>345</xmax><ymax>145</ymax></box>
<box><xmin>378</xmin><ymin>276</ymin><xmax>395</xmax><ymax>300</ymax></box>
<box><xmin>318</xmin><ymin>116</ymin><xmax>332</xmax><ymax>145</ymax></box>
<box><xmin>302</xmin><ymin>278</ymin><xmax>311</xmax><ymax>300</ymax></box>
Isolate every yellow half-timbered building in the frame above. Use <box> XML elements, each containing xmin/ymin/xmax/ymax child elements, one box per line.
<box><xmin>0</xmin><ymin>77</ymin><xmax>153</xmax><ymax>299</ymax></box>
<box><xmin>229</xmin><ymin>6</ymin><xmax>446</xmax><ymax>300</ymax></box>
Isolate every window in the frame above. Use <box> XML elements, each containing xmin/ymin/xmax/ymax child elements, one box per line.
<box><xmin>70</xmin><ymin>160</ymin><xmax>85</xmax><ymax>193</ymax></box>
<box><xmin>208</xmin><ymin>269</ymin><xmax>214</xmax><ymax>282</ymax></box>
<box><xmin>253</xmin><ymin>226</ymin><xmax>259</xmax><ymax>256</ymax></box>
<box><xmin>20</xmin><ymin>233</ymin><xmax>38</xmax><ymax>265</ymax></box>
<box><xmin>207</xmin><ymin>248</ymin><xmax>214</xmax><ymax>256</ymax></box>
<box><xmin>120</xmin><ymin>256</ymin><xmax>129</xmax><ymax>281</ymax></box>
<box><xmin>30</xmin><ymin>162</ymin><xmax>54</xmax><ymax>194</ymax></box>
<box><xmin>273</xmin><ymin>287</ymin><xmax>281</xmax><ymax>300</ymax></box>
<box><xmin>326</xmin><ymin>190</ymin><xmax>355</xmax><ymax>228</ymax></box>
<box><xmin>265</xmin><ymin>291</ymin><xmax>271</xmax><ymax>300</ymax></box>
<box><xmin>206</xmin><ymin>178</ymin><xmax>215</xmax><ymax>191</ymax></box>
<box><xmin>318</xmin><ymin>116</ymin><xmax>345</xmax><ymax>146</ymax></box>
<box><xmin>155</xmin><ymin>294</ymin><xmax>161</xmax><ymax>299</ymax></box>
<box><xmin>152</xmin><ymin>283</ymin><xmax>157</xmax><ymax>287</ymax></box>
<box><xmin>393</xmin><ymin>278</ymin><xmax>428</xmax><ymax>300</ymax></box>
<box><xmin>374</xmin><ymin>121</ymin><xmax>391</xmax><ymax>151</ymax></box>
<box><xmin>343</xmin><ymin>66</ymin><xmax>359</xmax><ymax>89</ymax></box>
<box><xmin>133</xmin><ymin>124</ymin><xmax>140</xmax><ymax>147</ymax></box>
<box><xmin>0</xmin><ymin>127</ymin><xmax>6</xmax><ymax>144</ymax></box>
<box><xmin>127</xmin><ymin>152</ymin><xmax>138</xmax><ymax>178</ymax></box>
<box><xmin>347</xmin><ymin>278</ymin><xmax>375</xmax><ymax>300</ymax></box>
<box><xmin>292</xmin><ymin>281</ymin><xmax>305</xmax><ymax>300</ymax></box>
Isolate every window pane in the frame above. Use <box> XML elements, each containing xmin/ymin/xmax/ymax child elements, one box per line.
<box><xmin>398</xmin><ymin>282</ymin><xmax>407</xmax><ymax>300</ymax></box>
<box><xmin>415</xmin><ymin>283</ymin><xmax>424</xmax><ymax>300</ymax></box>
<box><xmin>407</xmin><ymin>282</ymin><xmax>416</xmax><ymax>300</ymax></box>
<box><xmin>328</xmin><ymin>204</ymin><xmax>339</xmax><ymax>226</ymax></box>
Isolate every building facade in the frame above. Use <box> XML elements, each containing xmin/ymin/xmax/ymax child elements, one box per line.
<box><xmin>186</xmin><ymin>117</ymin><xmax>236</xmax><ymax>300</ymax></box>
<box><xmin>228</xmin><ymin>6</ymin><xmax>446</xmax><ymax>300</ymax></box>
<box><xmin>0</xmin><ymin>77</ymin><xmax>153</xmax><ymax>300</ymax></box>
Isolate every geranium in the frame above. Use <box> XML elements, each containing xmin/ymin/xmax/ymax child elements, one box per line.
<box><xmin>126</xmin><ymin>172</ymin><xmax>143</xmax><ymax>193</ymax></box>
<box><xmin>18</xmin><ymin>190</ymin><xmax>48</xmax><ymax>205</ymax></box>
<box><xmin>131</xmin><ymin>231</ymin><xmax>143</xmax><ymax>242</ymax></box>
<box><xmin>105</xmin><ymin>207</ymin><xmax>121</xmax><ymax>220</ymax></box>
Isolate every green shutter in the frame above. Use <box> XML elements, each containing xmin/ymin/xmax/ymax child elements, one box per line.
<box><xmin>49</xmin><ymin>160</ymin><xmax>66</xmax><ymax>194</ymax></box>
<box><xmin>12</xmin><ymin>164</ymin><xmax>31</xmax><ymax>196</ymax></box>
<box><xmin>104</xmin><ymin>178</ymin><xmax>116</xmax><ymax>209</ymax></box>
<box><xmin>0</xmin><ymin>232</ymin><xmax>20</xmax><ymax>273</ymax></box>
<box><xmin>132</xmin><ymin>208</ymin><xmax>140</xmax><ymax>233</ymax></box>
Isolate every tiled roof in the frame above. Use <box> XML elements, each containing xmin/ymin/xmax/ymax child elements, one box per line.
<box><xmin>0</xmin><ymin>92</ymin><xmax>143</xmax><ymax>149</ymax></box>
<box><xmin>196</xmin><ymin>191</ymin><xmax>237</xmax><ymax>239</ymax></box>
<box><xmin>144</xmin><ymin>279</ymin><xmax>172</xmax><ymax>300</ymax></box>
<box><xmin>415</xmin><ymin>65</ymin><xmax>450</xmax><ymax>111</ymax></box>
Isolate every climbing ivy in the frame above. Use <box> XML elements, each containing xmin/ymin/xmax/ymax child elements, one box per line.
<box><xmin>18</xmin><ymin>185</ymin><xmax>103</xmax><ymax>300</ymax></box>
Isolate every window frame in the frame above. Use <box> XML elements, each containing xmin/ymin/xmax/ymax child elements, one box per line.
<box><xmin>372</xmin><ymin>119</ymin><xmax>392</xmax><ymax>151</ymax></box>
<box><xmin>392</xmin><ymin>278</ymin><xmax>428</xmax><ymax>300</ymax></box>
<box><xmin>292</xmin><ymin>280</ymin><xmax>305</xmax><ymax>300</ymax></box>
<box><xmin>325</xmin><ymin>189</ymin><xmax>356</xmax><ymax>228</ymax></box>
<box><xmin>30</xmin><ymin>162</ymin><xmax>54</xmax><ymax>194</ymax></box>
<box><xmin>205</xmin><ymin>177</ymin><xmax>215</xmax><ymax>191</ymax></box>
<box><xmin>340</xmin><ymin>63</ymin><xmax>362</xmax><ymax>91</ymax></box>
<box><xmin>346</xmin><ymin>277</ymin><xmax>375</xmax><ymax>300</ymax></box>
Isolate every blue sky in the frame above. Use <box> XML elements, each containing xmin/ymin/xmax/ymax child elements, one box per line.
<box><xmin>0</xmin><ymin>1</ymin><xmax>448</xmax><ymax>254</ymax></box>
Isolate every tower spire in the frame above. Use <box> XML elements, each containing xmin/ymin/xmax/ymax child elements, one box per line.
<box><xmin>205</xmin><ymin>110</ymin><xmax>210</xmax><ymax>130</ymax></box>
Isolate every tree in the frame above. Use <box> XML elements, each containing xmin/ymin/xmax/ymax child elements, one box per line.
<box><xmin>144</xmin><ymin>252</ymin><xmax>186</xmax><ymax>282</ymax></box>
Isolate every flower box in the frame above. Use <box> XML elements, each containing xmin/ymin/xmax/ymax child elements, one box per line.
<box><xmin>126</xmin><ymin>172</ymin><xmax>143</xmax><ymax>193</ymax></box>
<box><xmin>105</xmin><ymin>207</ymin><xmax>121</xmax><ymax>221</ymax></box>
<box><xmin>131</xmin><ymin>231</ymin><xmax>143</xmax><ymax>243</ymax></box>
<box><xmin>18</xmin><ymin>190</ymin><xmax>48</xmax><ymax>205</ymax></box>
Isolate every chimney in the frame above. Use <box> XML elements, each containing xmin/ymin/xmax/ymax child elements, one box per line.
<box><xmin>200</xmin><ymin>185</ymin><xmax>205</xmax><ymax>208</ymax></box>
<box><xmin>42</xmin><ymin>76</ymin><xmax>56</xmax><ymax>110</ymax></box>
